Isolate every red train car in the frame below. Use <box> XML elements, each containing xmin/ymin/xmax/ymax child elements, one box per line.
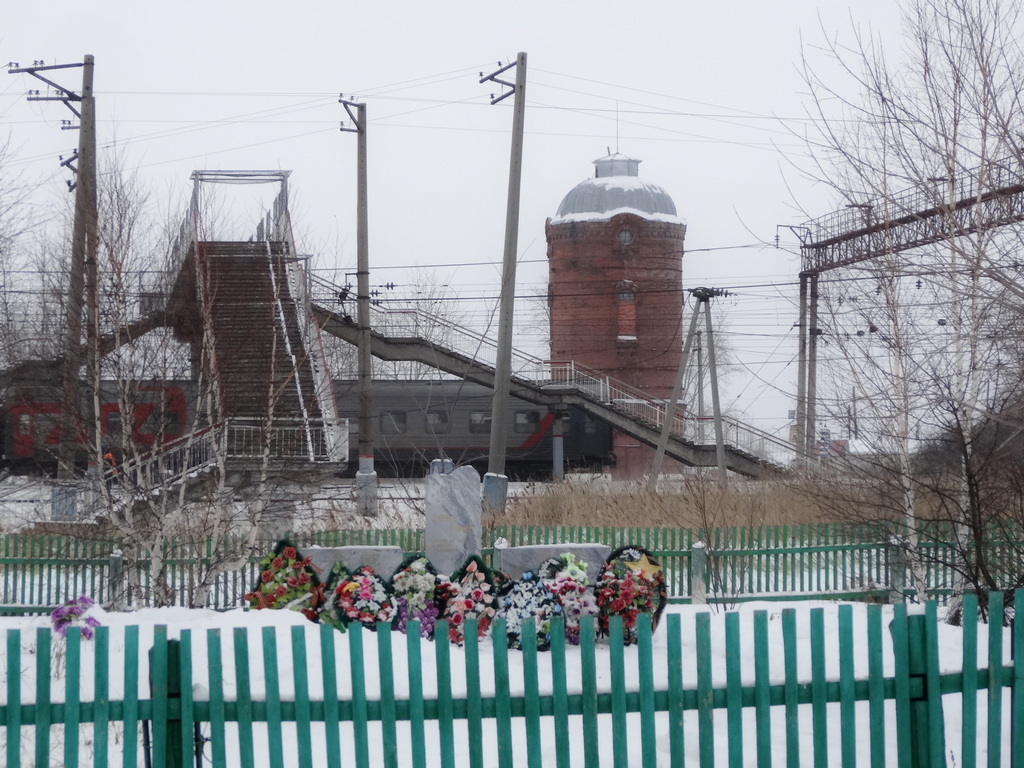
<box><xmin>0</xmin><ymin>362</ymin><xmax>189</xmax><ymax>474</ymax></box>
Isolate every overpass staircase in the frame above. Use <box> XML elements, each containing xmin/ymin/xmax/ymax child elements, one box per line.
<box><xmin>308</xmin><ymin>275</ymin><xmax>795</xmax><ymax>479</ymax></box>
<box><xmin>161</xmin><ymin>172</ymin><xmax>347</xmax><ymax>471</ymax></box>
<box><xmin>93</xmin><ymin>172</ymin><xmax>348</xmax><ymax>514</ymax></box>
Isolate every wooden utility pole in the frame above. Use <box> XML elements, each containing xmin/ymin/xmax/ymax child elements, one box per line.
<box><xmin>340</xmin><ymin>98</ymin><xmax>378</xmax><ymax>516</ymax></box>
<box><xmin>10</xmin><ymin>57</ymin><xmax>97</xmax><ymax>479</ymax></box>
<box><xmin>480</xmin><ymin>53</ymin><xmax>527</xmax><ymax>514</ymax></box>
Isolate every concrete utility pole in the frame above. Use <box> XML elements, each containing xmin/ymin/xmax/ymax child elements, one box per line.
<box><xmin>649</xmin><ymin>301</ymin><xmax>702</xmax><ymax>488</ymax></box>
<box><xmin>340</xmin><ymin>97</ymin><xmax>378</xmax><ymax>516</ymax></box>
<box><xmin>10</xmin><ymin>57</ymin><xmax>97</xmax><ymax>480</ymax></box>
<box><xmin>649</xmin><ymin>288</ymin><xmax>730</xmax><ymax>488</ymax></box>
<box><xmin>794</xmin><ymin>273</ymin><xmax>809</xmax><ymax>463</ymax></box>
<box><xmin>480</xmin><ymin>53</ymin><xmax>527</xmax><ymax>515</ymax></box>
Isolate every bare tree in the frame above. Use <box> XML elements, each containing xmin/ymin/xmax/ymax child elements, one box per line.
<box><xmin>68</xmin><ymin>160</ymin><xmax>327</xmax><ymax>608</ymax></box>
<box><xmin>796</xmin><ymin>0</ymin><xmax>1024</xmax><ymax>617</ymax></box>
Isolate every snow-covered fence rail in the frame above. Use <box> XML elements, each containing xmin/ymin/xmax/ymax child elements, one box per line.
<box><xmin>0</xmin><ymin>595</ymin><xmax>1020</xmax><ymax>767</ymax></box>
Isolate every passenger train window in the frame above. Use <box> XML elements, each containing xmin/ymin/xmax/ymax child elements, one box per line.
<box><xmin>468</xmin><ymin>412</ymin><xmax>491</xmax><ymax>434</ymax></box>
<box><xmin>514</xmin><ymin>411</ymin><xmax>540</xmax><ymax>433</ymax></box>
<box><xmin>425</xmin><ymin>410</ymin><xmax>449</xmax><ymax>434</ymax></box>
<box><xmin>380</xmin><ymin>411</ymin><xmax>407</xmax><ymax>434</ymax></box>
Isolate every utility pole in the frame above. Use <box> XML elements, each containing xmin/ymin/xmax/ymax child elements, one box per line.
<box><xmin>794</xmin><ymin>272</ymin><xmax>809</xmax><ymax>464</ymax></box>
<box><xmin>649</xmin><ymin>288</ymin><xmax>730</xmax><ymax>488</ymax></box>
<box><xmin>480</xmin><ymin>53</ymin><xmax>527</xmax><ymax>516</ymax></box>
<box><xmin>696</xmin><ymin>330</ymin><xmax>704</xmax><ymax>444</ymax></box>
<box><xmin>702</xmin><ymin>290</ymin><xmax>728</xmax><ymax>488</ymax></box>
<box><xmin>805</xmin><ymin>273</ymin><xmax>820</xmax><ymax>461</ymax></box>
<box><xmin>10</xmin><ymin>57</ymin><xmax>97</xmax><ymax>480</ymax></box>
<box><xmin>649</xmin><ymin>300</ymin><xmax>702</xmax><ymax>488</ymax></box>
<box><xmin>340</xmin><ymin>97</ymin><xmax>377</xmax><ymax>516</ymax></box>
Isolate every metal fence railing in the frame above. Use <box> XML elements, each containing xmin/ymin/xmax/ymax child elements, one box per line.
<box><xmin>1</xmin><ymin>522</ymin><xmax>1018</xmax><ymax>612</ymax></box>
<box><xmin>0</xmin><ymin>595</ymin><xmax>1019</xmax><ymax>767</ymax></box>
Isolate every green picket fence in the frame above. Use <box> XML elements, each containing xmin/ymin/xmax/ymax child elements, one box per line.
<box><xmin>2</xmin><ymin>593</ymin><xmax>1022</xmax><ymax>767</ymax></box>
<box><xmin>1</xmin><ymin>523</ymin><xmax>1021</xmax><ymax>611</ymax></box>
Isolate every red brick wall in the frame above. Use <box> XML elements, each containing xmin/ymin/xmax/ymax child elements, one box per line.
<box><xmin>546</xmin><ymin>213</ymin><xmax>686</xmax><ymax>399</ymax></box>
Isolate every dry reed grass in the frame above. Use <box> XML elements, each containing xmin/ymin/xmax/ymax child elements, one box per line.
<box><xmin>497</xmin><ymin>474</ymin><xmax>833</xmax><ymax>531</ymax></box>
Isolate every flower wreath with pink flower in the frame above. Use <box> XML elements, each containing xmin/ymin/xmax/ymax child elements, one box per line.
<box><xmin>333</xmin><ymin>565</ymin><xmax>395</xmax><ymax>630</ymax></box>
<box><xmin>594</xmin><ymin>545</ymin><xmax>668</xmax><ymax>645</ymax></box>
<box><xmin>390</xmin><ymin>556</ymin><xmax>457</xmax><ymax>640</ymax></box>
<box><xmin>443</xmin><ymin>554</ymin><xmax>498</xmax><ymax>645</ymax></box>
<box><xmin>244</xmin><ymin>540</ymin><xmax>326</xmax><ymax>622</ymax></box>
<box><xmin>538</xmin><ymin>552</ymin><xmax>599</xmax><ymax>646</ymax></box>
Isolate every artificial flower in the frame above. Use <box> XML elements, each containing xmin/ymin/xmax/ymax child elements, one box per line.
<box><xmin>244</xmin><ymin>540</ymin><xmax>325</xmax><ymax>621</ymax></box>
<box><xmin>333</xmin><ymin>565</ymin><xmax>394</xmax><ymax>629</ymax></box>
<box><xmin>595</xmin><ymin>545</ymin><xmax>667</xmax><ymax>645</ymax></box>
<box><xmin>497</xmin><ymin>572</ymin><xmax>562</xmax><ymax>651</ymax></box>
<box><xmin>444</xmin><ymin>555</ymin><xmax>498</xmax><ymax>645</ymax></box>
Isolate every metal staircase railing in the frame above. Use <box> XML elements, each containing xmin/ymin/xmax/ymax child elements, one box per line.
<box><xmin>284</xmin><ymin>262</ymin><xmax>346</xmax><ymax>463</ymax></box>
<box><xmin>262</xmin><ymin>184</ymin><xmax>347</xmax><ymax>464</ymax></box>
<box><xmin>262</xmin><ymin>241</ymin><xmax>317</xmax><ymax>461</ymax></box>
<box><xmin>310</xmin><ymin>274</ymin><xmax>547</xmax><ymax>377</ymax></box>
<box><xmin>119</xmin><ymin>428</ymin><xmax>218</xmax><ymax>494</ymax></box>
<box><xmin>119</xmin><ymin>416</ymin><xmax>341</xmax><ymax>497</ymax></box>
<box><xmin>309</xmin><ymin>274</ymin><xmax>796</xmax><ymax>470</ymax></box>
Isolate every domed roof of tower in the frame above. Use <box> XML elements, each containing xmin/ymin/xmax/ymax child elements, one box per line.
<box><xmin>551</xmin><ymin>153</ymin><xmax>683</xmax><ymax>224</ymax></box>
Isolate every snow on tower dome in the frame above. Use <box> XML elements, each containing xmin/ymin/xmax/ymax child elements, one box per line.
<box><xmin>551</xmin><ymin>153</ymin><xmax>683</xmax><ymax>225</ymax></box>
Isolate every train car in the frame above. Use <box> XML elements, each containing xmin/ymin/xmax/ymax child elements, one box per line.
<box><xmin>0</xmin><ymin>370</ymin><xmax>612</xmax><ymax>479</ymax></box>
<box><xmin>332</xmin><ymin>379</ymin><xmax>613</xmax><ymax>479</ymax></box>
<box><xmin>0</xmin><ymin>362</ymin><xmax>190</xmax><ymax>474</ymax></box>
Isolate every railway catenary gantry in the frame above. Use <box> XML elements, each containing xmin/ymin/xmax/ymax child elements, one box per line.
<box><xmin>794</xmin><ymin>154</ymin><xmax>1024</xmax><ymax>460</ymax></box>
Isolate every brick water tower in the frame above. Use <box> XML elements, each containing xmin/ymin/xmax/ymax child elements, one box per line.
<box><xmin>546</xmin><ymin>153</ymin><xmax>687</xmax><ymax>478</ymax></box>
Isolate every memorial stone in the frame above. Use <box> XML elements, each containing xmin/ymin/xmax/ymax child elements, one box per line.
<box><xmin>500</xmin><ymin>542</ymin><xmax>611</xmax><ymax>585</ymax></box>
<box><xmin>303</xmin><ymin>546</ymin><xmax>405</xmax><ymax>581</ymax></box>
<box><xmin>425</xmin><ymin>464</ymin><xmax>482</xmax><ymax>576</ymax></box>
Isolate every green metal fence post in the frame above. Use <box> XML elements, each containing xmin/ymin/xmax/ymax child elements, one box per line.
<box><xmin>890</xmin><ymin>608</ymin><xmax>945</xmax><ymax>768</ymax></box>
<box><xmin>691</xmin><ymin>541</ymin><xmax>707</xmax><ymax>604</ymax></box>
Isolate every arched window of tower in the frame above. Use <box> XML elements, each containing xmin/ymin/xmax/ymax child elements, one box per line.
<box><xmin>616</xmin><ymin>282</ymin><xmax>638</xmax><ymax>342</ymax></box>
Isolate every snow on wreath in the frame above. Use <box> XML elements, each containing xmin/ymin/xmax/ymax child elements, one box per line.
<box><xmin>244</xmin><ymin>540</ymin><xmax>326</xmax><ymax>622</ymax></box>
<box><xmin>595</xmin><ymin>545</ymin><xmax>668</xmax><ymax>645</ymax></box>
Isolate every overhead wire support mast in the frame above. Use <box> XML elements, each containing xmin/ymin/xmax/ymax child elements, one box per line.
<box><xmin>793</xmin><ymin>154</ymin><xmax>1024</xmax><ymax>463</ymax></box>
<box><xmin>480</xmin><ymin>53</ymin><xmax>527</xmax><ymax>516</ymax></box>
<box><xmin>9</xmin><ymin>57</ymin><xmax>98</xmax><ymax>481</ymax></box>
<box><xmin>650</xmin><ymin>287</ymin><xmax>731</xmax><ymax>489</ymax></box>
<box><xmin>339</xmin><ymin>95</ymin><xmax>377</xmax><ymax>516</ymax></box>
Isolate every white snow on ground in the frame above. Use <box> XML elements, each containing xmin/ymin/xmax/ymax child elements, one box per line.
<box><xmin>0</xmin><ymin>600</ymin><xmax>1013</xmax><ymax>767</ymax></box>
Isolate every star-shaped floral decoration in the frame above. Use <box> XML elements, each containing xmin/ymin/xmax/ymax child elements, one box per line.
<box><xmin>622</xmin><ymin>552</ymin><xmax>662</xmax><ymax>581</ymax></box>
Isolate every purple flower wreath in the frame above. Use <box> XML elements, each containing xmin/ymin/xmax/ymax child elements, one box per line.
<box><xmin>390</xmin><ymin>556</ymin><xmax>456</xmax><ymax>640</ymax></box>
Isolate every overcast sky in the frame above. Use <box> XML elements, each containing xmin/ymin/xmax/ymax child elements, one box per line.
<box><xmin>0</xmin><ymin>1</ymin><xmax>904</xmax><ymax>435</ymax></box>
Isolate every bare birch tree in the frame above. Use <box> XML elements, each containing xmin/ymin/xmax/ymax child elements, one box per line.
<box><xmin>797</xmin><ymin>0</ymin><xmax>1024</xmax><ymax>617</ymax></box>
